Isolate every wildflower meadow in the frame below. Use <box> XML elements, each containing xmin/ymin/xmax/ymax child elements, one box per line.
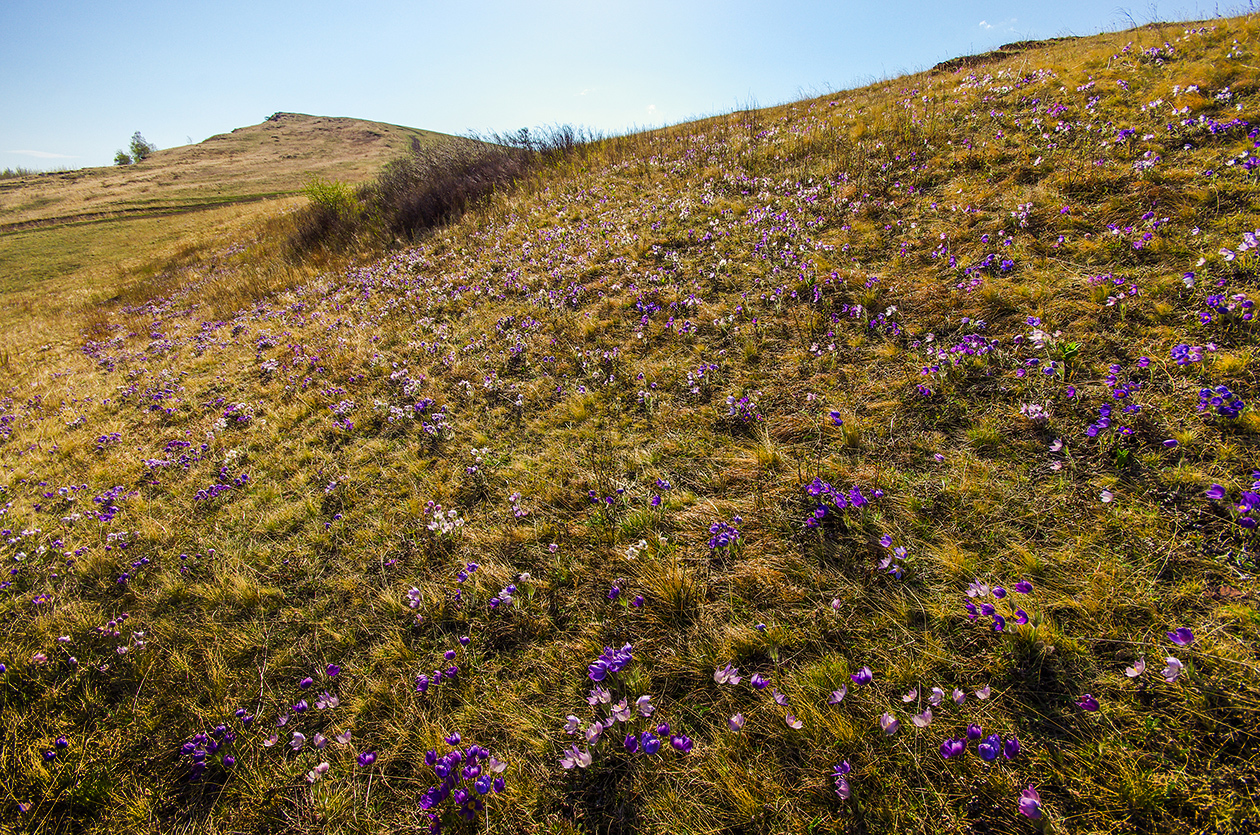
<box><xmin>2</xmin><ymin>16</ymin><xmax>1260</xmax><ymax>835</ymax></box>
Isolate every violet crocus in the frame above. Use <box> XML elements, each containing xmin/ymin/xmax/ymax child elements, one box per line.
<box><xmin>728</xmin><ymin>713</ymin><xmax>746</xmax><ymax>731</ymax></box>
<box><xmin>1125</xmin><ymin>658</ymin><xmax>1146</xmax><ymax>677</ymax></box>
<box><xmin>670</xmin><ymin>734</ymin><xmax>694</xmax><ymax>753</ymax></box>
<box><xmin>940</xmin><ymin>738</ymin><xmax>966</xmax><ymax>759</ymax></box>
<box><xmin>1003</xmin><ymin>736</ymin><xmax>1020</xmax><ymax>759</ymax></box>
<box><xmin>828</xmin><ymin>685</ymin><xmax>847</xmax><ymax>704</ymax></box>
<box><xmin>785</xmin><ymin>713</ymin><xmax>803</xmax><ymax>729</ymax></box>
<box><xmin>1206</xmin><ymin>484</ymin><xmax>1227</xmax><ymax>500</ymax></box>
<box><xmin>1167</xmin><ymin>627</ymin><xmax>1195</xmax><ymax>646</ymax></box>
<box><xmin>977</xmin><ymin>733</ymin><xmax>1001</xmax><ymax>762</ymax></box>
<box><xmin>750</xmin><ymin>673</ymin><xmax>770</xmax><ymax>689</ymax></box>
<box><xmin>833</xmin><ymin>761</ymin><xmax>852</xmax><ymax>799</ymax></box>
<box><xmin>714</xmin><ymin>663</ymin><xmax>741</xmax><ymax>684</ymax></box>
<box><xmin>1162</xmin><ymin>657</ymin><xmax>1184</xmax><ymax>683</ymax></box>
<box><xmin>640</xmin><ymin>732</ymin><xmax>661</xmax><ymax>755</ymax></box>
<box><xmin>1018</xmin><ymin>784</ymin><xmax>1042</xmax><ymax>819</ymax></box>
<box><xmin>965</xmin><ymin>724</ymin><xmax>983</xmax><ymax>741</ymax></box>
<box><xmin>1076</xmin><ymin>693</ymin><xmax>1099</xmax><ymax>711</ymax></box>
<box><xmin>879</xmin><ymin>713</ymin><xmax>900</xmax><ymax>735</ymax></box>
<box><xmin>357</xmin><ymin>751</ymin><xmax>377</xmax><ymax>767</ymax></box>
<box><xmin>560</xmin><ymin>745</ymin><xmax>591</xmax><ymax>769</ymax></box>
<box><xmin>850</xmin><ymin>666</ymin><xmax>873</xmax><ymax>686</ymax></box>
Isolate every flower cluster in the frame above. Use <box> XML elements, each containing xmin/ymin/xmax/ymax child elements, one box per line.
<box><xmin>562</xmin><ymin>644</ymin><xmax>693</xmax><ymax>768</ymax></box>
<box><xmin>1205</xmin><ymin>477</ymin><xmax>1260</xmax><ymax>530</ymax></box>
<box><xmin>938</xmin><ymin>723</ymin><xmax>1021</xmax><ymax>762</ymax></box>
<box><xmin>803</xmin><ymin>479</ymin><xmax>881</xmax><ymax>529</ymax></box>
<box><xmin>708</xmin><ymin>516</ymin><xmax>742</xmax><ymax>554</ymax></box>
<box><xmin>1199</xmin><ymin>384</ymin><xmax>1246</xmax><ymax>419</ymax></box>
<box><xmin>876</xmin><ymin>535</ymin><xmax>910</xmax><ymax>579</ymax></box>
<box><xmin>417</xmin><ymin>733</ymin><xmax>508</xmax><ymax>834</ymax></box>
<box><xmin>963</xmin><ymin>579</ymin><xmax>1034</xmax><ymax>632</ymax></box>
<box><xmin>425</xmin><ymin>502</ymin><xmax>464</xmax><ymax>536</ymax></box>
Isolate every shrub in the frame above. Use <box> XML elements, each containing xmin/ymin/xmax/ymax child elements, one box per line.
<box><xmin>287</xmin><ymin>125</ymin><xmax>599</xmax><ymax>256</ymax></box>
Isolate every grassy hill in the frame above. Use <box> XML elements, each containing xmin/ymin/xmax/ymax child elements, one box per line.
<box><xmin>0</xmin><ymin>113</ymin><xmax>452</xmax><ymax>230</ymax></box>
<box><xmin>2</xmin><ymin>17</ymin><xmax>1260</xmax><ymax>835</ymax></box>
<box><xmin>0</xmin><ymin>115</ymin><xmax>463</xmax><ymax>364</ymax></box>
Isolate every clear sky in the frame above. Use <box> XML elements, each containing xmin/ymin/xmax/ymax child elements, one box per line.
<box><xmin>0</xmin><ymin>0</ymin><xmax>1236</xmax><ymax>172</ymax></box>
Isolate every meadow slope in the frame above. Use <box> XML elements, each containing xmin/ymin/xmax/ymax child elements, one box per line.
<box><xmin>1</xmin><ymin>17</ymin><xmax>1259</xmax><ymax>835</ymax></box>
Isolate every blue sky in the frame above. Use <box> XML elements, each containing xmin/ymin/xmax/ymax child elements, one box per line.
<box><xmin>0</xmin><ymin>0</ymin><xmax>1236</xmax><ymax>171</ymax></box>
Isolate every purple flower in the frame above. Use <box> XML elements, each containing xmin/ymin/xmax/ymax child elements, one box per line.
<box><xmin>670</xmin><ymin>734</ymin><xmax>694</xmax><ymax>753</ymax></box>
<box><xmin>1162</xmin><ymin>657</ymin><xmax>1184</xmax><ymax>683</ymax></box>
<box><xmin>298</xmin><ymin>677</ymin><xmax>314</xmax><ymax>689</ymax></box>
<box><xmin>357</xmin><ymin>751</ymin><xmax>377</xmax><ymax>767</ymax></box>
<box><xmin>940</xmin><ymin>738</ymin><xmax>966</xmax><ymax>759</ymax></box>
<box><xmin>1206</xmin><ymin>484</ymin><xmax>1226</xmax><ymax>500</ymax></box>
<box><xmin>640</xmin><ymin>732</ymin><xmax>661</xmax><ymax>755</ymax></box>
<box><xmin>624</xmin><ymin>733</ymin><xmax>639</xmax><ymax>753</ymax></box>
<box><xmin>1003</xmin><ymin>736</ymin><xmax>1020</xmax><ymax>759</ymax></box>
<box><xmin>850</xmin><ymin>666</ymin><xmax>873</xmax><ymax>686</ymax></box>
<box><xmin>965</xmin><ymin>723</ymin><xmax>983</xmax><ymax>741</ymax></box>
<box><xmin>1076</xmin><ymin>694</ymin><xmax>1099</xmax><ymax>711</ymax></box>
<box><xmin>1014</xmin><ymin>580</ymin><xmax>1033</xmax><ymax>594</ymax></box>
<box><xmin>560</xmin><ymin>745</ymin><xmax>592</xmax><ymax>769</ymax></box>
<box><xmin>1018</xmin><ymin>784</ymin><xmax>1042</xmax><ymax>819</ymax></box>
<box><xmin>326</xmin><ymin>664</ymin><xmax>341</xmax><ymax>677</ymax></box>
<box><xmin>833</xmin><ymin>761</ymin><xmax>852</xmax><ymax>799</ymax></box>
<box><xmin>750</xmin><ymin>673</ymin><xmax>770</xmax><ymax>690</ymax></box>
<box><xmin>1167</xmin><ymin>627</ymin><xmax>1194</xmax><ymax>646</ymax></box>
<box><xmin>977</xmin><ymin>733</ymin><xmax>1001</xmax><ymax>762</ymax></box>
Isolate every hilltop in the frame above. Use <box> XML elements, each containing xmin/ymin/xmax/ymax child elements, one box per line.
<box><xmin>0</xmin><ymin>113</ymin><xmax>455</xmax><ymax>231</ymax></box>
<box><xmin>1</xmin><ymin>16</ymin><xmax>1259</xmax><ymax>835</ymax></box>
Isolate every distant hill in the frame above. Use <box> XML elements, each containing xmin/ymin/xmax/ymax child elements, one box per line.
<box><xmin>0</xmin><ymin>113</ymin><xmax>460</xmax><ymax>231</ymax></box>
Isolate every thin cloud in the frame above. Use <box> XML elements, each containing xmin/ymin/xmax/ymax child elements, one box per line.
<box><xmin>9</xmin><ymin>149</ymin><xmax>77</xmax><ymax>159</ymax></box>
<box><xmin>979</xmin><ymin>18</ymin><xmax>1017</xmax><ymax>32</ymax></box>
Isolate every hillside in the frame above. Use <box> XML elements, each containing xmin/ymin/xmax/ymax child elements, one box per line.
<box><xmin>0</xmin><ymin>114</ymin><xmax>462</xmax><ymax>365</ymax></box>
<box><xmin>0</xmin><ymin>113</ymin><xmax>455</xmax><ymax>231</ymax></box>
<box><xmin>2</xmin><ymin>17</ymin><xmax>1260</xmax><ymax>835</ymax></box>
